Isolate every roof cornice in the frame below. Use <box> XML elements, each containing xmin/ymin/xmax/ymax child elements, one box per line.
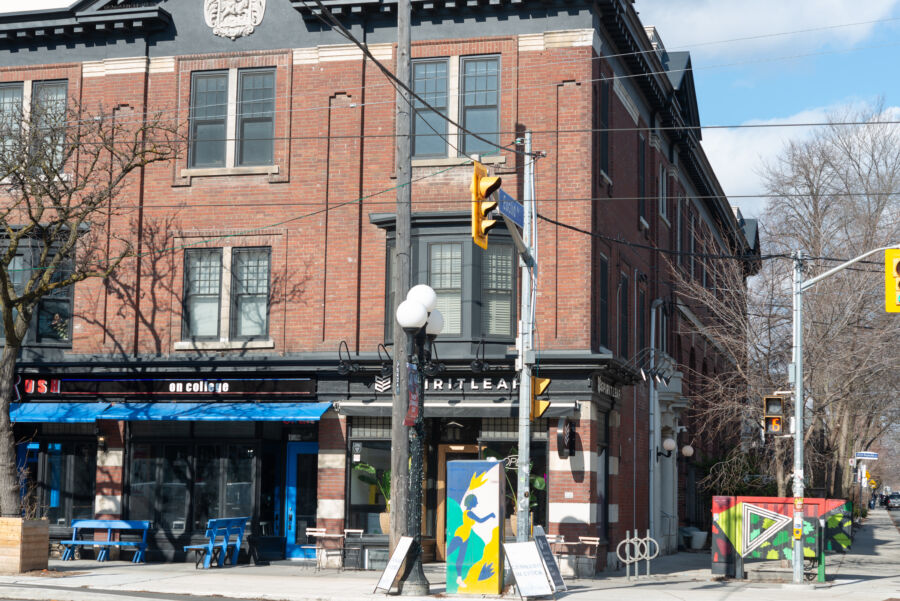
<box><xmin>0</xmin><ymin>0</ymin><xmax>171</xmax><ymax>43</ymax></box>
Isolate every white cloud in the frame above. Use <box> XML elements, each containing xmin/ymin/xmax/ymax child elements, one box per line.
<box><xmin>702</xmin><ymin>102</ymin><xmax>900</xmax><ymax>218</ymax></box>
<box><xmin>636</xmin><ymin>0</ymin><xmax>900</xmax><ymax>60</ymax></box>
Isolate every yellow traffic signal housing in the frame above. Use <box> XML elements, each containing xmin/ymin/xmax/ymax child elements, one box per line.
<box><xmin>471</xmin><ymin>161</ymin><xmax>501</xmax><ymax>249</ymax></box>
<box><xmin>531</xmin><ymin>376</ymin><xmax>551</xmax><ymax>420</ymax></box>
<box><xmin>763</xmin><ymin>396</ymin><xmax>784</xmax><ymax>435</ymax></box>
<box><xmin>886</xmin><ymin>249</ymin><xmax>900</xmax><ymax>313</ymax></box>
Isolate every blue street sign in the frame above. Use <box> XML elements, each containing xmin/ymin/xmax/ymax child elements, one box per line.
<box><xmin>855</xmin><ymin>451</ymin><xmax>879</xmax><ymax>460</ymax></box>
<box><xmin>498</xmin><ymin>189</ymin><xmax>524</xmax><ymax>228</ymax></box>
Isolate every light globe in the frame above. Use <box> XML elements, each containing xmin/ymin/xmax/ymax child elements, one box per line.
<box><xmin>407</xmin><ymin>284</ymin><xmax>437</xmax><ymax>314</ymax></box>
<box><xmin>426</xmin><ymin>308</ymin><xmax>444</xmax><ymax>336</ymax></box>
<box><xmin>662</xmin><ymin>437</ymin><xmax>677</xmax><ymax>452</ymax></box>
<box><xmin>396</xmin><ymin>299</ymin><xmax>428</xmax><ymax>331</ymax></box>
<box><xmin>681</xmin><ymin>444</ymin><xmax>694</xmax><ymax>457</ymax></box>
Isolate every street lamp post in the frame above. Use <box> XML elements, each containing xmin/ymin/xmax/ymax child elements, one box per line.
<box><xmin>395</xmin><ymin>284</ymin><xmax>443</xmax><ymax>596</ymax></box>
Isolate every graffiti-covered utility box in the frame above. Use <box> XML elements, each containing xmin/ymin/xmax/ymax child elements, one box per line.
<box><xmin>711</xmin><ymin>496</ymin><xmax>852</xmax><ymax>578</ymax></box>
<box><xmin>446</xmin><ymin>460</ymin><xmax>505</xmax><ymax>594</ymax></box>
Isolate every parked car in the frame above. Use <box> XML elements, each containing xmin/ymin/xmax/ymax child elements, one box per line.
<box><xmin>888</xmin><ymin>493</ymin><xmax>900</xmax><ymax>510</ymax></box>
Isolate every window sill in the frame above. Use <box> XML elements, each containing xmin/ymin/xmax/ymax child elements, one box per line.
<box><xmin>639</xmin><ymin>216</ymin><xmax>650</xmax><ymax>231</ymax></box>
<box><xmin>180</xmin><ymin>165</ymin><xmax>279</xmax><ymax>178</ymax></box>
<box><xmin>598</xmin><ymin>170</ymin><xmax>612</xmax><ymax>186</ymax></box>
<box><xmin>174</xmin><ymin>339</ymin><xmax>275</xmax><ymax>351</ymax></box>
<box><xmin>659</xmin><ymin>214</ymin><xmax>671</xmax><ymax>228</ymax></box>
<box><xmin>412</xmin><ymin>155</ymin><xmax>506</xmax><ymax>168</ymax></box>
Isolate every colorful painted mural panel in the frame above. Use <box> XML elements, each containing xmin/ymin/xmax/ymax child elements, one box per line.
<box><xmin>446</xmin><ymin>460</ymin><xmax>504</xmax><ymax>595</ymax></box>
<box><xmin>711</xmin><ymin>496</ymin><xmax>852</xmax><ymax>577</ymax></box>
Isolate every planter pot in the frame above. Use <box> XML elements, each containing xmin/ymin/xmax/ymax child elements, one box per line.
<box><xmin>379</xmin><ymin>512</ymin><xmax>390</xmax><ymax>535</ymax></box>
<box><xmin>689</xmin><ymin>531</ymin><xmax>708</xmax><ymax>550</ymax></box>
<box><xmin>0</xmin><ymin>518</ymin><xmax>49</xmax><ymax>573</ymax></box>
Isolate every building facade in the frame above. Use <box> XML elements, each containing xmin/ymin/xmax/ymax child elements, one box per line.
<box><xmin>2</xmin><ymin>0</ymin><xmax>759</xmax><ymax>570</ymax></box>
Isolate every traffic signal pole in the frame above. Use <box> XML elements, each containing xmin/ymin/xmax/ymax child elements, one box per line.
<box><xmin>789</xmin><ymin>244</ymin><xmax>898</xmax><ymax>585</ymax></box>
<box><xmin>516</xmin><ymin>131</ymin><xmax>536</xmax><ymax>542</ymax></box>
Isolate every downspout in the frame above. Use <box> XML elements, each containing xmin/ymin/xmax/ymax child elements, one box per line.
<box><xmin>132</xmin><ymin>39</ymin><xmax>151</xmax><ymax>357</ymax></box>
<box><xmin>649</xmin><ymin>297</ymin><xmax>664</xmax><ymax>543</ymax></box>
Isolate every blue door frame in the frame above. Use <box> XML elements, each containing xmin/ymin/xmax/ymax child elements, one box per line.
<box><xmin>285</xmin><ymin>442</ymin><xmax>318</xmax><ymax>559</ymax></box>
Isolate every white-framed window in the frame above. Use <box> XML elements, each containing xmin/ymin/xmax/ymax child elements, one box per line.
<box><xmin>411</xmin><ymin>55</ymin><xmax>499</xmax><ymax>159</ymax></box>
<box><xmin>182</xmin><ymin>246</ymin><xmax>271</xmax><ymax>342</ymax></box>
<box><xmin>0</xmin><ymin>79</ymin><xmax>67</xmax><ymax>165</ymax></box>
<box><xmin>189</xmin><ymin>68</ymin><xmax>275</xmax><ymax>169</ymax></box>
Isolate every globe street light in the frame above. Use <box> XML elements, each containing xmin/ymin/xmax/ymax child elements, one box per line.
<box><xmin>395</xmin><ymin>285</ymin><xmax>442</xmax><ymax>596</ymax></box>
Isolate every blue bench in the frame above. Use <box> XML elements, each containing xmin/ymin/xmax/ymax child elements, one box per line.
<box><xmin>183</xmin><ymin>517</ymin><xmax>249</xmax><ymax>569</ymax></box>
<box><xmin>61</xmin><ymin>520</ymin><xmax>150</xmax><ymax>563</ymax></box>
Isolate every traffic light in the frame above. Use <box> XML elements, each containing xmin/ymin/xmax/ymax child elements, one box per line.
<box><xmin>763</xmin><ymin>395</ymin><xmax>784</xmax><ymax>435</ymax></box>
<box><xmin>531</xmin><ymin>376</ymin><xmax>551</xmax><ymax>420</ymax></box>
<box><xmin>471</xmin><ymin>160</ymin><xmax>501</xmax><ymax>250</ymax></box>
<box><xmin>886</xmin><ymin>248</ymin><xmax>900</xmax><ymax>313</ymax></box>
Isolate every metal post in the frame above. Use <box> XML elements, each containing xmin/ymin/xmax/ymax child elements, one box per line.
<box><xmin>516</xmin><ymin>132</ymin><xmax>534</xmax><ymax>542</ymax></box>
<box><xmin>390</xmin><ymin>0</ymin><xmax>411</xmax><ymax>564</ymax></box>
<box><xmin>402</xmin><ymin>328</ymin><xmax>429</xmax><ymax>595</ymax></box>
<box><xmin>791</xmin><ymin>250</ymin><xmax>804</xmax><ymax>584</ymax></box>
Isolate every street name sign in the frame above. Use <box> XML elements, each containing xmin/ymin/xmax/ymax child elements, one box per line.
<box><xmin>855</xmin><ymin>452</ymin><xmax>879</xmax><ymax>460</ymax></box>
<box><xmin>504</xmin><ymin>542</ymin><xmax>554</xmax><ymax>599</ymax></box>
<box><xmin>373</xmin><ymin>536</ymin><xmax>413</xmax><ymax>593</ymax></box>
<box><xmin>498</xmin><ymin>189</ymin><xmax>524</xmax><ymax>228</ymax></box>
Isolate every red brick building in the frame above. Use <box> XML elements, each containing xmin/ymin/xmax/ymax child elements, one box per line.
<box><xmin>3</xmin><ymin>0</ymin><xmax>759</xmax><ymax>570</ymax></box>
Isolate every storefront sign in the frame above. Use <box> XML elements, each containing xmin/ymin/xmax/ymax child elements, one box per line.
<box><xmin>503</xmin><ymin>542</ymin><xmax>554</xmax><ymax>597</ymax></box>
<box><xmin>424</xmin><ymin>376</ymin><xmax>519</xmax><ymax>392</ymax></box>
<box><xmin>373</xmin><ymin>536</ymin><xmax>413</xmax><ymax>593</ymax></box>
<box><xmin>533</xmin><ymin>526</ymin><xmax>566</xmax><ymax>592</ymax></box>
<box><xmin>556</xmin><ymin>417</ymin><xmax>576</xmax><ymax>458</ymax></box>
<box><xmin>595</xmin><ymin>377</ymin><xmax>622</xmax><ymax>400</ymax></box>
<box><xmin>16</xmin><ymin>374</ymin><xmax>316</xmax><ymax>399</ymax></box>
<box><xmin>404</xmin><ymin>363</ymin><xmax>420</xmax><ymax>426</ymax></box>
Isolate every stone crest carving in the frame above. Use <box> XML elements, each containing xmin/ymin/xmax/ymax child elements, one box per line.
<box><xmin>204</xmin><ymin>0</ymin><xmax>266</xmax><ymax>40</ymax></box>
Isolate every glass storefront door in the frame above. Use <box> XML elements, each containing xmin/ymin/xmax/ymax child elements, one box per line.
<box><xmin>284</xmin><ymin>441</ymin><xmax>318</xmax><ymax>559</ymax></box>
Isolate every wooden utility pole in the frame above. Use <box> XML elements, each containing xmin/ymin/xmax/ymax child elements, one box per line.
<box><xmin>390</xmin><ymin>0</ymin><xmax>412</xmax><ymax>561</ymax></box>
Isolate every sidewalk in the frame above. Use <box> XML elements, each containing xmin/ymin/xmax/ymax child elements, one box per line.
<box><xmin>0</xmin><ymin>512</ymin><xmax>895</xmax><ymax>601</ymax></box>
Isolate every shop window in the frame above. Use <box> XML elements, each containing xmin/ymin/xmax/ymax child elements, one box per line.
<box><xmin>189</xmin><ymin>69</ymin><xmax>275</xmax><ymax>168</ymax></box>
<box><xmin>127</xmin><ymin>443</ymin><xmax>256</xmax><ymax>534</ymax></box>
<box><xmin>479</xmin><ymin>441</ymin><xmax>548</xmax><ymax>531</ymax></box>
<box><xmin>38</xmin><ymin>441</ymin><xmax>96</xmax><ymax>526</ymax></box>
<box><xmin>348</xmin><ymin>440</ymin><xmax>391</xmax><ymax>534</ymax></box>
<box><xmin>430</xmin><ymin>242</ymin><xmax>462</xmax><ymax>335</ymax></box>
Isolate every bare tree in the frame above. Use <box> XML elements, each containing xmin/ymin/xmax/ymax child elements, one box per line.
<box><xmin>0</xmin><ymin>96</ymin><xmax>179</xmax><ymax>516</ymax></box>
<box><xmin>673</xmin><ymin>102</ymin><xmax>900</xmax><ymax>500</ymax></box>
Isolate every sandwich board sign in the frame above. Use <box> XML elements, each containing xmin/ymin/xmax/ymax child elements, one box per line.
<box><xmin>533</xmin><ymin>526</ymin><xmax>566</xmax><ymax>591</ymax></box>
<box><xmin>374</xmin><ymin>536</ymin><xmax>413</xmax><ymax>594</ymax></box>
<box><xmin>503</xmin><ymin>542</ymin><xmax>553</xmax><ymax>599</ymax></box>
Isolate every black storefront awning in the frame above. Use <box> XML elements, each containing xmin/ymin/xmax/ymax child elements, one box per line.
<box><xmin>333</xmin><ymin>399</ymin><xmax>578</xmax><ymax>418</ymax></box>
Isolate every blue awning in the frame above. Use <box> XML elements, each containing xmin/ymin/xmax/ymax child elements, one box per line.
<box><xmin>100</xmin><ymin>402</ymin><xmax>332</xmax><ymax>421</ymax></box>
<box><xmin>11</xmin><ymin>402</ymin><xmax>111</xmax><ymax>423</ymax></box>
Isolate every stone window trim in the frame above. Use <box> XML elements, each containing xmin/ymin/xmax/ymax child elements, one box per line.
<box><xmin>173</xmin><ymin>52</ymin><xmax>292</xmax><ymax>187</ymax></box>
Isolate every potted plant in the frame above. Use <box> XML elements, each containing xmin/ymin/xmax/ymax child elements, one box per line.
<box><xmin>352</xmin><ymin>463</ymin><xmax>390</xmax><ymax>534</ymax></box>
<box><xmin>483</xmin><ymin>448</ymin><xmax>546</xmax><ymax>535</ymax></box>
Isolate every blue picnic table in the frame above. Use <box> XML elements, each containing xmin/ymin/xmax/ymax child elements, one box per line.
<box><xmin>184</xmin><ymin>517</ymin><xmax>249</xmax><ymax>569</ymax></box>
<box><xmin>61</xmin><ymin>519</ymin><xmax>150</xmax><ymax>563</ymax></box>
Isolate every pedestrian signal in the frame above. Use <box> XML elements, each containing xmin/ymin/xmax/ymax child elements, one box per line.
<box><xmin>764</xmin><ymin>396</ymin><xmax>784</xmax><ymax>435</ymax></box>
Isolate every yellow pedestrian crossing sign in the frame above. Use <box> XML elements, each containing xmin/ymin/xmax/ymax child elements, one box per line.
<box><xmin>869</xmin><ymin>479</ymin><xmax>877</xmax><ymax>488</ymax></box>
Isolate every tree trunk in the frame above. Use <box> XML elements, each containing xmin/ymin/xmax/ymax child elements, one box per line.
<box><xmin>0</xmin><ymin>344</ymin><xmax>21</xmax><ymax>517</ymax></box>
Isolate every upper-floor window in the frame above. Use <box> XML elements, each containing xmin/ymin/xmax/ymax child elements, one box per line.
<box><xmin>637</xmin><ymin>135</ymin><xmax>646</xmax><ymax>224</ymax></box>
<box><xmin>182</xmin><ymin>247</ymin><xmax>270</xmax><ymax>341</ymax></box>
<box><xmin>598</xmin><ymin>78</ymin><xmax>610</xmax><ymax>176</ymax></box>
<box><xmin>618</xmin><ymin>273</ymin><xmax>629</xmax><ymax>358</ymax></box>
<box><xmin>378</xmin><ymin>215</ymin><xmax>515</xmax><ymax>346</ymax></box>
<box><xmin>0</xmin><ymin>80</ymin><xmax>67</xmax><ymax>165</ymax></box>
<box><xmin>598</xmin><ymin>254</ymin><xmax>609</xmax><ymax>349</ymax></box>
<box><xmin>658</xmin><ymin>164</ymin><xmax>667</xmax><ymax>221</ymax></box>
<box><xmin>0</xmin><ymin>250</ymin><xmax>74</xmax><ymax>346</ymax></box>
<box><xmin>189</xmin><ymin>69</ymin><xmax>275</xmax><ymax>169</ymax></box>
<box><xmin>411</xmin><ymin>56</ymin><xmax>499</xmax><ymax>159</ymax></box>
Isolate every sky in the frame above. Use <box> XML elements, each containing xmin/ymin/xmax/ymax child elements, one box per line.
<box><xmin>635</xmin><ymin>0</ymin><xmax>900</xmax><ymax>218</ymax></box>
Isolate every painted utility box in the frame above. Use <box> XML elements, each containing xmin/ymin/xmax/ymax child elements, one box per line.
<box><xmin>446</xmin><ymin>460</ymin><xmax>504</xmax><ymax>594</ymax></box>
